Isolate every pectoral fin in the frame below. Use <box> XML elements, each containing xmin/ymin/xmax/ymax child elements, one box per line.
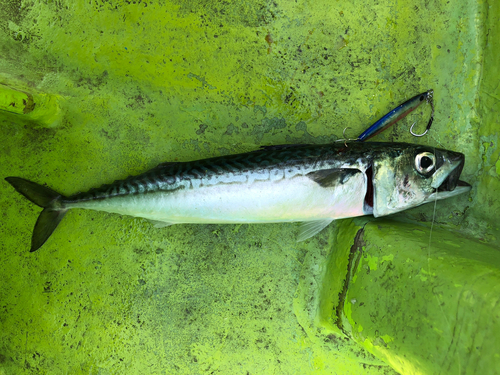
<box><xmin>297</xmin><ymin>219</ymin><xmax>334</xmax><ymax>242</ymax></box>
<box><xmin>146</xmin><ymin>219</ymin><xmax>174</xmax><ymax>228</ymax></box>
<box><xmin>307</xmin><ymin>169</ymin><xmax>362</xmax><ymax>188</ymax></box>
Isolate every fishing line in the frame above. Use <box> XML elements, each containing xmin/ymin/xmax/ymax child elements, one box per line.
<box><xmin>426</xmin><ymin>147</ymin><xmax>438</xmax><ymax>293</ymax></box>
<box><xmin>427</xmin><ymin>174</ymin><xmax>438</xmax><ymax>267</ymax></box>
<box><xmin>427</xmin><ymin>146</ymin><xmax>456</xmax><ymax>371</ymax></box>
<box><xmin>427</xmin><ymin>160</ymin><xmax>451</xmax><ymax>321</ymax></box>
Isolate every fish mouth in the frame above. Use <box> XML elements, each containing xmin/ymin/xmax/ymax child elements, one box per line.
<box><xmin>425</xmin><ymin>153</ymin><xmax>471</xmax><ymax>203</ymax></box>
<box><xmin>438</xmin><ymin>154</ymin><xmax>467</xmax><ymax>191</ymax></box>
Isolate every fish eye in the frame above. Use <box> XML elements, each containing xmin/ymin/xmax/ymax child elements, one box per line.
<box><xmin>415</xmin><ymin>152</ymin><xmax>436</xmax><ymax>175</ymax></box>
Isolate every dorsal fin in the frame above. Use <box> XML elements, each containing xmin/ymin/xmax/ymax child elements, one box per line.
<box><xmin>154</xmin><ymin>161</ymin><xmax>180</xmax><ymax>169</ymax></box>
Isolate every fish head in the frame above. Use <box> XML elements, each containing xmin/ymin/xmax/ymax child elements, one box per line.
<box><xmin>371</xmin><ymin>144</ymin><xmax>471</xmax><ymax>217</ymax></box>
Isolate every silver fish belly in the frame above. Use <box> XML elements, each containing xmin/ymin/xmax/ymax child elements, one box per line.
<box><xmin>69</xmin><ymin>168</ymin><xmax>367</xmax><ymax>224</ymax></box>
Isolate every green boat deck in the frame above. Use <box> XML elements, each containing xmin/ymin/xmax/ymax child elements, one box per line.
<box><xmin>1</xmin><ymin>0</ymin><xmax>499</xmax><ymax>373</ymax></box>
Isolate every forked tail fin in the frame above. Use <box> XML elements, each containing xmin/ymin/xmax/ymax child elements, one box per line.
<box><xmin>5</xmin><ymin>177</ymin><xmax>68</xmax><ymax>252</ymax></box>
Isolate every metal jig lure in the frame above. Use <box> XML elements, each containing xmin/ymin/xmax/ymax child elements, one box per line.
<box><xmin>356</xmin><ymin>89</ymin><xmax>434</xmax><ymax>142</ymax></box>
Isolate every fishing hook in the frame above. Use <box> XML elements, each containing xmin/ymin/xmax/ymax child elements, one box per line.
<box><xmin>335</xmin><ymin>127</ymin><xmax>358</xmax><ymax>147</ymax></box>
<box><xmin>409</xmin><ymin>90</ymin><xmax>434</xmax><ymax>137</ymax></box>
<box><xmin>342</xmin><ymin>126</ymin><xmax>351</xmax><ymax>140</ymax></box>
<box><xmin>409</xmin><ymin>117</ymin><xmax>433</xmax><ymax>137</ymax></box>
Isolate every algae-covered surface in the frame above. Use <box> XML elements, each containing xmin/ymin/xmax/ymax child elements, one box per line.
<box><xmin>343</xmin><ymin>220</ymin><xmax>500</xmax><ymax>374</ymax></box>
<box><xmin>0</xmin><ymin>0</ymin><xmax>498</xmax><ymax>373</ymax></box>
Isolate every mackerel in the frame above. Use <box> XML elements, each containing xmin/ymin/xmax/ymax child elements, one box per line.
<box><xmin>6</xmin><ymin>142</ymin><xmax>471</xmax><ymax>252</ymax></box>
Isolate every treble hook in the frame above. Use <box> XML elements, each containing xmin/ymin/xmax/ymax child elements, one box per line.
<box><xmin>342</xmin><ymin>127</ymin><xmax>351</xmax><ymax>139</ymax></box>
<box><xmin>409</xmin><ymin>90</ymin><xmax>434</xmax><ymax>137</ymax></box>
<box><xmin>335</xmin><ymin>127</ymin><xmax>358</xmax><ymax>147</ymax></box>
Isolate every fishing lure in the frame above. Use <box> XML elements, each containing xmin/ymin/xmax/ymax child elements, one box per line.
<box><xmin>357</xmin><ymin>90</ymin><xmax>434</xmax><ymax>142</ymax></box>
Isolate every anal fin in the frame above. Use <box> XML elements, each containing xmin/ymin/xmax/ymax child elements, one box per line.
<box><xmin>297</xmin><ymin>219</ymin><xmax>334</xmax><ymax>242</ymax></box>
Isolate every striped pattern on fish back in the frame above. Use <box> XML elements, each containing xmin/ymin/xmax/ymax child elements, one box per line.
<box><xmin>64</xmin><ymin>143</ymin><xmax>367</xmax><ymax>203</ymax></box>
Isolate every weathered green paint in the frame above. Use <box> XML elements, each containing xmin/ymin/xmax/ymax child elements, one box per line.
<box><xmin>339</xmin><ymin>220</ymin><xmax>500</xmax><ymax>374</ymax></box>
<box><xmin>0</xmin><ymin>84</ymin><xmax>32</xmax><ymax>115</ymax></box>
<box><xmin>468</xmin><ymin>0</ymin><xmax>500</xmax><ymax>248</ymax></box>
<box><xmin>0</xmin><ymin>83</ymin><xmax>64</xmax><ymax>127</ymax></box>
<box><xmin>0</xmin><ymin>0</ymin><xmax>496</xmax><ymax>373</ymax></box>
<box><xmin>317</xmin><ymin>220</ymin><xmax>361</xmax><ymax>335</ymax></box>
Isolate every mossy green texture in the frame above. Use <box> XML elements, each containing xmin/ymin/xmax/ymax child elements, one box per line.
<box><xmin>341</xmin><ymin>220</ymin><xmax>500</xmax><ymax>375</ymax></box>
<box><xmin>292</xmin><ymin>220</ymin><xmax>391</xmax><ymax>369</ymax></box>
<box><xmin>316</xmin><ymin>220</ymin><xmax>361</xmax><ymax>334</ymax></box>
<box><xmin>0</xmin><ymin>0</ymin><xmax>496</xmax><ymax>374</ymax></box>
<box><xmin>0</xmin><ymin>83</ymin><xmax>64</xmax><ymax>126</ymax></box>
<box><xmin>470</xmin><ymin>0</ymin><xmax>500</xmax><ymax>245</ymax></box>
<box><xmin>0</xmin><ymin>84</ymin><xmax>30</xmax><ymax>115</ymax></box>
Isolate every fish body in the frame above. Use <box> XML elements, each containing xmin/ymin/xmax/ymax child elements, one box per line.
<box><xmin>68</xmin><ymin>144</ymin><xmax>371</xmax><ymax>224</ymax></box>
<box><xmin>6</xmin><ymin>142</ymin><xmax>471</xmax><ymax>252</ymax></box>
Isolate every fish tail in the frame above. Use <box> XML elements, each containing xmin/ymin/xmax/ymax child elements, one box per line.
<box><xmin>5</xmin><ymin>177</ymin><xmax>68</xmax><ymax>252</ymax></box>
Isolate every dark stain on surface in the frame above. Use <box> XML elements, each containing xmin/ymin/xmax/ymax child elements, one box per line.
<box><xmin>196</xmin><ymin>124</ymin><xmax>208</xmax><ymax>135</ymax></box>
<box><xmin>335</xmin><ymin>227</ymin><xmax>365</xmax><ymax>334</ymax></box>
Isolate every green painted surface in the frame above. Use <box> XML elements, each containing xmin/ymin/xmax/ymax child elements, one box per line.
<box><xmin>340</xmin><ymin>220</ymin><xmax>500</xmax><ymax>375</ymax></box>
<box><xmin>0</xmin><ymin>83</ymin><xmax>63</xmax><ymax>126</ymax></box>
<box><xmin>0</xmin><ymin>0</ymin><xmax>497</xmax><ymax>373</ymax></box>
<box><xmin>0</xmin><ymin>84</ymin><xmax>31</xmax><ymax>115</ymax></box>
